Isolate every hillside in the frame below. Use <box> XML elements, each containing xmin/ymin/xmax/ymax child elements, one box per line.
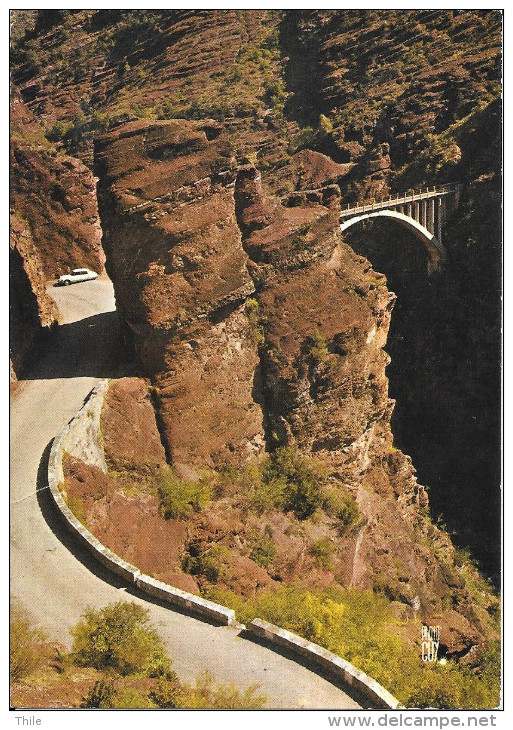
<box><xmin>10</xmin><ymin>9</ymin><xmax>502</xmax><ymax>709</ymax></box>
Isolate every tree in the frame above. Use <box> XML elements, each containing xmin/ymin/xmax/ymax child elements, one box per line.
<box><xmin>71</xmin><ymin>601</ymin><xmax>171</xmax><ymax>676</ymax></box>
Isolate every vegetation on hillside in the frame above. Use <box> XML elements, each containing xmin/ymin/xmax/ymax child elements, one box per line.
<box><xmin>10</xmin><ymin>9</ymin><xmax>290</xmax><ymax>162</ymax></box>
<box><xmin>10</xmin><ymin>8</ymin><xmax>502</xmax><ymax>711</ymax></box>
<box><xmin>11</xmin><ymin>9</ymin><xmax>500</xmax><ymax>195</ymax></box>
<box><xmin>10</xmin><ymin>601</ymin><xmax>266</xmax><ymax>709</ymax></box>
<box><xmin>61</xmin><ymin>446</ymin><xmax>500</xmax><ymax>709</ymax></box>
<box><xmin>10</xmin><ymin>605</ymin><xmax>49</xmax><ymax>682</ymax></box>
<box><xmin>204</xmin><ymin>584</ymin><xmax>500</xmax><ymax>709</ymax></box>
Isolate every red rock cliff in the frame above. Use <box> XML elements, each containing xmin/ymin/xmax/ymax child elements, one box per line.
<box><xmin>10</xmin><ymin>90</ymin><xmax>104</xmax><ymax>376</ymax></box>
<box><xmin>94</xmin><ymin>119</ymin><xmax>492</xmax><ymax>652</ymax></box>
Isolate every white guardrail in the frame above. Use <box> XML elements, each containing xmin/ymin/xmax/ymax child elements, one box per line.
<box><xmin>47</xmin><ymin>382</ymin><xmax>236</xmax><ymax>626</ymax></box>
<box><xmin>47</xmin><ymin>382</ymin><xmax>400</xmax><ymax>709</ymax></box>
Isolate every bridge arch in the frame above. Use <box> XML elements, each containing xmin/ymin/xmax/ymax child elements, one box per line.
<box><xmin>340</xmin><ymin>210</ymin><xmax>446</xmax><ymax>273</ymax></box>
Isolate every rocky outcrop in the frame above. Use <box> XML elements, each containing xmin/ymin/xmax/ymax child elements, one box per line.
<box><xmin>233</xmin><ymin>162</ymin><xmax>490</xmax><ymax>650</ymax></box>
<box><xmin>102</xmin><ymin>377</ymin><xmax>167</xmax><ymax>472</ymax></box>
<box><xmin>10</xmin><ymin>92</ymin><xmax>104</xmax><ymax>279</ymax></box>
<box><xmin>95</xmin><ymin>119</ymin><xmax>264</xmax><ymax>468</ymax></box>
<box><xmin>9</xmin><ymin>214</ymin><xmax>57</xmax><ymax>379</ymax></box>
<box><xmin>10</xmin><ymin>90</ymin><xmax>104</xmax><ymax>376</ymax></box>
<box><xmin>93</xmin><ymin>118</ymin><xmax>496</xmax><ymax>654</ymax></box>
<box><xmin>279</xmin><ymin>149</ymin><xmax>353</xmax><ymax>200</ymax></box>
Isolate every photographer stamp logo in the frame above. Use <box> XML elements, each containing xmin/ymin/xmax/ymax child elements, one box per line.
<box><xmin>421</xmin><ymin>624</ymin><xmax>440</xmax><ymax>662</ymax></box>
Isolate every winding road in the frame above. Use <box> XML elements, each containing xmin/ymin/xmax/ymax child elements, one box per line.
<box><xmin>10</xmin><ymin>277</ymin><xmax>363</xmax><ymax>709</ymax></box>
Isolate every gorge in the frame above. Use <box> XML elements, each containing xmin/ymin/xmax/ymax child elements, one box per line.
<box><xmin>10</xmin><ymin>9</ymin><xmax>502</xmax><ymax>710</ymax></box>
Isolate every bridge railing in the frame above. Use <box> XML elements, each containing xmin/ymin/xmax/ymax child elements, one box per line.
<box><xmin>340</xmin><ymin>183</ymin><xmax>461</xmax><ymax>218</ymax></box>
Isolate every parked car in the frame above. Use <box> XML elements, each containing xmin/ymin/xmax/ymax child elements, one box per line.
<box><xmin>57</xmin><ymin>268</ymin><xmax>99</xmax><ymax>286</ymax></box>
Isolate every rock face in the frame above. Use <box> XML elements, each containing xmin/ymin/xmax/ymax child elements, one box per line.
<box><xmin>10</xmin><ymin>94</ymin><xmax>104</xmax><ymax>280</ymax></box>
<box><xmin>101</xmin><ymin>377</ymin><xmax>167</xmax><ymax>472</ymax></box>
<box><xmin>95</xmin><ymin>119</ymin><xmax>264</xmax><ymax>467</ymax></box>
<box><xmin>94</xmin><ymin>118</ymin><xmax>493</xmax><ymax>650</ymax></box>
<box><xmin>10</xmin><ymin>91</ymin><xmax>104</xmax><ymax>376</ymax></box>
<box><xmin>9</xmin><ymin>214</ymin><xmax>57</xmax><ymax>378</ymax></box>
<box><xmin>64</xmin><ymin>377</ymin><xmax>197</xmax><ymax>591</ymax></box>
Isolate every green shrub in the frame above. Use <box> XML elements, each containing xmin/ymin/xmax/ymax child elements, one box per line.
<box><xmin>479</xmin><ymin>640</ymin><xmax>501</xmax><ymax>696</ymax></box>
<box><xmin>158</xmin><ymin>465</ymin><xmax>211</xmax><ymax>519</ymax></box>
<box><xmin>250</xmin><ymin>537</ymin><xmax>276</xmax><ymax>568</ymax></box>
<box><xmin>82</xmin><ymin>679</ymin><xmax>157</xmax><ymax>708</ymax></box>
<box><xmin>65</xmin><ymin>492</ymin><xmax>86</xmax><ymax>524</ymax></box>
<box><xmin>201</xmin><ymin>586</ymin><xmax>253</xmax><ymax>624</ymax></box>
<box><xmin>81</xmin><ymin>669</ymin><xmax>267</xmax><ymax>709</ymax></box>
<box><xmin>152</xmin><ymin>671</ymin><xmax>266</xmax><ymax>709</ymax></box>
<box><xmin>200</xmin><ymin>582</ymin><xmax>500</xmax><ymax>709</ymax></box>
<box><xmin>10</xmin><ymin>607</ymin><xmax>47</xmax><ymax>681</ymax></box>
<box><xmin>80</xmin><ymin>679</ymin><xmax>118</xmax><ymax>708</ymax></box>
<box><xmin>185</xmin><ymin>670</ymin><xmax>266</xmax><ymax>709</ymax></box>
<box><xmin>290</xmin><ymin>126</ymin><xmax>317</xmax><ymax>153</ymax></box>
<box><xmin>405</xmin><ymin>654</ymin><xmax>501</xmax><ymax>709</ymax></box>
<box><xmin>262</xmin><ymin>447</ymin><xmax>325</xmax><ymax>520</ymax></box>
<box><xmin>309</xmin><ymin>538</ymin><xmax>336</xmax><ymax>569</ymax></box>
<box><xmin>306</xmin><ymin>330</ymin><xmax>329</xmax><ymax>364</ymax></box>
<box><xmin>237</xmin><ymin>448</ymin><xmax>325</xmax><ymax>520</ymax></box>
<box><xmin>45</xmin><ymin>120</ymin><xmax>71</xmax><ymax>142</ymax></box>
<box><xmin>71</xmin><ymin>601</ymin><xmax>171</xmax><ymax>676</ymax></box>
<box><xmin>150</xmin><ymin>676</ymin><xmax>182</xmax><ymax>708</ymax></box>
<box><xmin>318</xmin><ymin>114</ymin><xmax>334</xmax><ymax>135</ymax></box>
<box><xmin>109</xmin><ymin>688</ymin><xmax>157</xmax><ymax>708</ymax></box>
<box><xmin>245</xmin><ymin>472</ymin><xmax>288</xmax><ymax>515</ymax></box>
<box><xmin>322</xmin><ymin>486</ymin><xmax>360</xmax><ymax>529</ymax></box>
<box><xmin>158</xmin><ymin>96</ymin><xmax>183</xmax><ymax>120</ymax></box>
<box><xmin>244</xmin><ymin>298</ymin><xmax>266</xmax><ymax>346</ymax></box>
<box><xmin>183</xmin><ymin>544</ymin><xmax>233</xmax><ymax>583</ymax></box>
<box><xmin>264</xmin><ymin>79</ymin><xmax>286</xmax><ymax>105</ymax></box>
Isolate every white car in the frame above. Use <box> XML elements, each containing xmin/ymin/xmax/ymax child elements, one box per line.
<box><xmin>58</xmin><ymin>268</ymin><xmax>99</xmax><ymax>286</ymax></box>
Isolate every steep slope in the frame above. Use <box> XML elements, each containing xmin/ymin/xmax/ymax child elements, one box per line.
<box><xmin>10</xmin><ymin>10</ymin><xmax>502</xmax><ymax>696</ymax></box>
<box><xmin>94</xmin><ymin>119</ymin><xmax>498</xmax><ymax>668</ymax></box>
<box><xmin>340</xmin><ymin>98</ymin><xmax>502</xmax><ymax>581</ymax></box>
<box><xmin>10</xmin><ymin>90</ymin><xmax>104</xmax><ymax>377</ymax></box>
<box><xmin>280</xmin><ymin>9</ymin><xmax>501</xmax><ymax>198</ymax></box>
<box><xmin>10</xmin><ymin>10</ymin><xmax>501</xmax><ymax>202</ymax></box>
<box><xmin>10</xmin><ymin>92</ymin><xmax>103</xmax><ymax>280</ymax></box>
<box><xmin>9</xmin><ymin>215</ymin><xmax>57</xmax><ymax>379</ymax></box>
<box><xmin>10</xmin><ymin>10</ymin><xmax>286</xmax><ymax>169</ymax></box>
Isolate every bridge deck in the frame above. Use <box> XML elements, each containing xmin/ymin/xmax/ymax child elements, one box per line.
<box><xmin>340</xmin><ymin>184</ymin><xmax>459</xmax><ymax>219</ymax></box>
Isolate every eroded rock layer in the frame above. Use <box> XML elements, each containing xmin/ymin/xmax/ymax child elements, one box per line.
<box><xmin>9</xmin><ymin>214</ymin><xmax>57</xmax><ymax>378</ymax></box>
<box><xmin>10</xmin><ymin>93</ymin><xmax>104</xmax><ymax>280</ymax></box>
<box><xmin>95</xmin><ymin>119</ymin><xmax>263</xmax><ymax>467</ymax></box>
<box><xmin>94</xmin><ymin>119</ymin><xmax>494</xmax><ymax>652</ymax></box>
<box><xmin>10</xmin><ymin>90</ymin><xmax>104</xmax><ymax>377</ymax></box>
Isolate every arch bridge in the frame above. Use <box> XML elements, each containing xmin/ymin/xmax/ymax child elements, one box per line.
<box><xmin>339</xmin><ymin>184</ymin><xmax>461</xmax><ymax>273</ymax></box>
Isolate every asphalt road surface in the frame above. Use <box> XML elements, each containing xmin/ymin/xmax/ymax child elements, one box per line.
<box><xmin>10</xmin><ymin>277</ymin><xmax>364</xmax><ymax>709</ymax></box>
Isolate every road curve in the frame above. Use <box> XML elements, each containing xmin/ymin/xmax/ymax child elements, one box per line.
<box><xmin>10</xmin><ymin>277</ymin><xmax>363</xmax><ymax>709</ymax></box>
